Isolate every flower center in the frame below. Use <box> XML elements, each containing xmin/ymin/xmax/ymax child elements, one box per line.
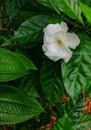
<box><xmin>56</xmin><ymin>39</ymin><xmax>62</xmax><ymax>45</ymax></box>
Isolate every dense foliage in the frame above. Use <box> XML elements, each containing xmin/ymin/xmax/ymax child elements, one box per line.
<box><xmin>0</xmin><ymin>0</ymin><xmax>91</xmax><ymax>130</ymax></box>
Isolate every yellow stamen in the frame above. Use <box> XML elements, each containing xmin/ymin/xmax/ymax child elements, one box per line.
<box><xmin>56</xmin><ymin>39</ymin><xmax>62</xmax><ymax>45</ymax></box>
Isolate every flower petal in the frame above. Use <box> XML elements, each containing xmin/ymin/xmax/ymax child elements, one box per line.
<box><xmin>43</xmin><ymin>22</ymin><xmax>68</xmax><ymax>36</ymax></box>
<box><xmin>42</xmin><ymin>22</ymin><xmax>79</xmax><ymax>63</ymax></box>
<box><xmin>42</xmin><ymin>44</ymin><xmax>72</xmax><ymax>62</ymax></box>
<box><xmin>60</xmin><ymin>22</ymin><xmax>69</xmax><ymax>32</ymax></box>
<box><xmin>63</xmin><ymin>52</ymin><xmax>73</xmax><ymax>62</ymax></box>
<box><xmin>63</xmin><ymin>33</ymin><xmax>80</xmax><ymax>49</ymax></box>
<box><xmin>43</xmin><ymin>23</ymin><xmax>62</xmax><ymax>36</ymax></box>
<box><xmin>42</xmin><ymin>44</ymin><xmax>60</xmax><ymax>61</ymax></box>
<box><xmin>43</xmin><ymin>50</ymin><xmax>60</xmax><ymax>61</ymax></box>
<box><xmin>43</xmin><ymin>34</ymin><xmax>61</xmax><ymax>52</ymax></box>
<box><xmin>56</xmin><ymin>45</ymin><xmax>73</xmax><ymax>62</ymax></box>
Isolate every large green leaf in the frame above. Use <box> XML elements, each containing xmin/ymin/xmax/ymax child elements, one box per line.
<box><xmin>40</xmin><ymin>59</ymin><xmax>64</xmax><ymax>103</ymax></box>
<box><xmin>52</xmin><ymin>0</ymin><xmax>83</xmax><ymax>24</ymax></box>
<box><xmin>0</xmin><ymin>84</ymin><xmax>44</xmax><ymax>125</ymax></box>
<box><xmin>62</xmin><ymin>34</ymin><xmax>91</xmax><ymax>104</ymax></box>
<box><xmin>0</xmin><ymin>48</ymin><xmax>36</xmax><ymax>82</ymax></box>
<box><xmin>54</xmin><ymin>113</ymin><xmax>74</xmax><ymax>130</ymax></box>
<box><xmin>12</xmin><ymin>15</ymin><xmax>48</xmax><ymax>43</ymax></box>
<box><xmin>80</xmin><ymin>2</ymin><xmax>91</xmax><ymax>24</ymax></box>
<box><xmin>73</xmin><ymin>114</ymin><xmax>91</xmax><ymax>130</ymax></box>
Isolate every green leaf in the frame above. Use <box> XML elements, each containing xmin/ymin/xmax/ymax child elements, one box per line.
<box><xmin>0</xmin><ymin>84</ymin><xmax>44</xmax><ymax>125</ymax></box>
<box><xmin>54</xmin><ymin>98</ymin><xmax>91</xmax><ymax>130</ymax></box>
<box><xmin>0</xmin><ymin>36</ymin><xmax>12</xmax><ymax>48</ymax></box>
<box><xmin>18</xmin><ymin>75</ymin><xmax>39</xmax><ymax>98</ymax></box>
<box><xmin>12</xmin><ymin>15</ymin><xmax>48</xmax><ymax>43</ymax></box>
<box><xmin>54</xmin><ymin>113</ymin><xmax>74</xmax><ymax>130</ymax></box>
<box><xmin>40</xmin><ymin>59</ymin><xmax>64</xmax><ymax>103</ymax></box>
<box><xmin>52</xmin><ymin>0</ymin><xmax>83</xmax><ymax>24</ymax></box>
<box><xmin>80</xmin><ymin>2</ymin><xmax>91</xmax><ymax>24</ymax></box>
<box><xmin>37</xmin><ymin>0</ymin><xmax>52</xmax><ymax>8</ymax></box>
<box><xmin>48</xmin><ymin>15</ymin><xmax>62</xmax><ymax>24</ymax></box>
<box><xmin>0</xmin><ymin>48</ymin><xmax>36</xmax><ymax>82</ymax></box>
<box><xmin>80</xmin><ymin>0</ymin><xmax>91</xmax><ymax>6</ymax></box>
<box><xmin>62</xmin><ymin>34</ymin><xmax>91</xmax><ymax>104</ymax></box>
<box><xmin>56</xmin><ymin>94</ymin><xmax>85</xmax><ymax>123</ymax></box>
<box><xmin>5</xmin><ymin>0</ymin><xmax>28</xmax><ymax>21</ymax></box>
<box><xmin>69</xmin><ymin>94</ymin><xmax>86</xmax><ymax>124</ymax></box>
<box><xmin>87</xmin><ymin>84</ymin><xmax>91</xmax><ymax>98</ymax></box>
<box><xmin>73</xmin><ymin>114</ymin><xmax>91</xmax><ymax>130</ymax></box>
<box><xmin>37</xmin><ymin>0</ymin><xmax>60</xmax><ymax>14</ymax></box>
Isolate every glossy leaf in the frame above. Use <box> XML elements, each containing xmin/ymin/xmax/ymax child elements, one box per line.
<box><xmin>80</xmin><ymin>3</ymin><xmax>91</xmax><ymax>24</ymax></box>
<box><xmin>62</xmin><ymin>34</ymin><xmax>91</xmax><ymax>104</ymax></box>
<box><xmin>40</xmin><ymin>59</ymin><xmax>64</xmax><ymax>103</ymax></box>
<box><xmin>52</xmin><ymin>0</ymin><xmax>83</xmax><ymax>23</ymax></box>
<box><xmin>73</xmin><ymin>114</ymin><xmax>91</xmax><ymax>130</ymax></box>
<box><xmin>0</xmin><ymin>84</ymin><xmax>44</xmax><ymax>125</ymax></box>
<box><xmin>0</xmin><ymin>48</ymin><xmax>36</xmax><ymax>82</ymax></box>
<box><xmin>54</xmin><ymin>113</ymin><xmax>74</xmax><ymax>130</ymax></box>
<box><xmin>12</xmin><ymin>15</ymin><xmax>48</xmax><ymax>43</ymax></box>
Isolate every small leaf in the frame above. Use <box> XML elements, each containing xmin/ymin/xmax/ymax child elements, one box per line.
<box><xmin>62</xmin><ymin>34</ymin><xmax>91</xmax><ymax>104</ymax></box>
<box><xmin>12</xmin><ymin>15</ymin><xmax>48</xmax><ymax>43</ymax></box>
<box><xmin>0</xmin><ymin>84</ymin><xmax>44</xmax><ymax>125</ymax></box>
<box><xmin>0</xmin><ymin>48</ymin><xmax>36</xmax><ymax>82</ymax></box>
<box><xmin>54</xmin><ymin>113</ymin><xmax>74</xmax><ymax>130</ymax></box>
<box><xmin>52</xmin><ymin>0</ymin><xmax>83</xmax><ymax>24</ymax></box>
<box><xmin>80</xmin><ymin>2</ymin><xmax>91</xmax><ymax>24</ymax></box>
<box><xmin>40</xmin><ymin>59</ymin><xmax>64</xmax><ymax>103</ymax></box>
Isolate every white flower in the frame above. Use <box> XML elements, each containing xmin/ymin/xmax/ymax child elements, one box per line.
<box><xmin>42</xmin><ymin>22</ymin><xmax>80</xmax><ymax>62</ymax></box>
